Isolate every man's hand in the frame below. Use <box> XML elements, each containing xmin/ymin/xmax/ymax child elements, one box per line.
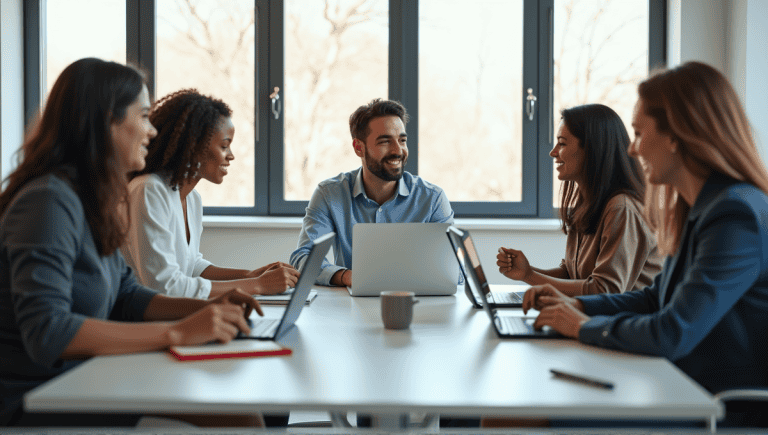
<box><xmin>332</xmin><ymin>269</ymin><xmax>352</xmax><ymax>287</ymax></box>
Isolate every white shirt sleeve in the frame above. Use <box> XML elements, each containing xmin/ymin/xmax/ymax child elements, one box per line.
<box><xmin>122</xmin><ymin>175</ymin><xmax>212</xmax><ymax>299</ymax></box>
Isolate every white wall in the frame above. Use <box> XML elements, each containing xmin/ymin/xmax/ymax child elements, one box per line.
<box><xmin>0</xmin><ymin>0</ymin><xmax>25</xmax><ymax>181</ymax></box>
<box><xmin>669</xmin><ymin>0</ymin><xmax>768</xmax><ymax>164</ymax></box>
<box><xmin>200</xmin><ymin>219</ymin><xmax>568</xmax><ymax>285</ymax></box>
<box><xmin>743</xmin><ymin>0</ymin><xmax>768</xmax><ymax>163</ymax></box>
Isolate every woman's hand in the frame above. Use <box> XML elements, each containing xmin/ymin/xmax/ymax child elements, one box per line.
<box><xmin>522</xmin><ymin>284</ymin><xmax>583</xmax><ymax>314</ymax></box>
<box><xmin>248</xmin><ymin>261</ymin><xmax>293</xmax><ymax>278</ymax></box>
<box><xmin>496</xmin><ymin>247</ymin><xmax>533</xmax><ymax>282</ymax></box>
<box><xmin>522</xmin><ymin>284</ymin><xmax>589</xmax><ymax>339</ymax></box>
<box><xmin>209</xmin><ymin>288</ymin><xmax>264</xmax><ymax>318</ymax></box>
<box><xmin>533</xmin><ymin>301</ymin><xmax>590</xmax><ymax>339</ymax></box>
<box><xmin>253</xmin><ymin>266</ymin><xmax>301</xmax><ymax>295</ymax></box>
<box><xmin>167</xmin><ymin>302</ymin><xmax>250</xmax><ymax>346</ymax></box>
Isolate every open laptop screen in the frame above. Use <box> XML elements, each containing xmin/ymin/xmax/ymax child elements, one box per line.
<box><xmin>446</xmin><ymin>226</ymin><xmax>500</xmax><ymax>321</ymax></box>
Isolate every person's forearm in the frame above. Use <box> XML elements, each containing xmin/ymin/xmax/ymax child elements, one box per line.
<box><xmin>524</xmin><ymin>272</ymin><xmax>586</xmax><ymax>296</ymax></box>
<box><xmin>201</xmin><ymin>265</ymin><xmax>251</xmax><ymax>281</ymax></box>
<box><xmin>143</xmin><ymin>294</ymin><xmax>208</xmax><ymax>320</ymax></box>
<box><xmin>330</xmin><ymin>269</ymin><xmax>346</xmax><ymax>286</ymax></box>
<box><xmin>530</xmin><ymin>266</ymin><xmax>570</xmax><ymax>279</ymax></box>
<box><xmin>207</xmin><ymin>280</ymin><xmax>255</xmax><ymax>298</ymax></box>
<box><xmin>61</xmin><ymin>318</ymin><xmax>176</xmax><ymax>359</ymax></box>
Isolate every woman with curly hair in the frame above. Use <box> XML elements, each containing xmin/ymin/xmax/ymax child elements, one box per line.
<box><xmin>123</xmin><ymin>89</ymin><xmax>299</xmax><ymax>299</ymax></box>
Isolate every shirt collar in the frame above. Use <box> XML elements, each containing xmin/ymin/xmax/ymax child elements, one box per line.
<box><xmin>352</xmin><ymin>167</ymin><xmax>411</xmax><ymax>200</ymax></box>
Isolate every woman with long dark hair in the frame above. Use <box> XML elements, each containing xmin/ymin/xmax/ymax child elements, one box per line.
<box><xmin>526</xmin><ymin>62</ymin><xmax>768</xmax><ymax>427</ymax></box>
<box><xmin>0</xmin><ymin>58</ymin><xmax>261</xmax><ymax>427</ymax></box>
<box><xmin>122</xmin><ymin>89</ymin><xmax>299</xmax><ymax>299</ymax></box>
<box><xmin>497</xmin><ymin>104</ymin><xmax>662</xmax><ymax>295</ymax></box>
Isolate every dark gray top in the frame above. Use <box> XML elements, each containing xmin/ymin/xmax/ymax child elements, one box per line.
<box><xmin>0</xmin><ymin>174</ymin><xmax>157</xmax><ymax>424</ymax></box>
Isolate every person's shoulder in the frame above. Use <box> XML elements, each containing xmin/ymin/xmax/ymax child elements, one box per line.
<box><xmin>404</xmin><ymin>172</ymin><xmax>446</xmax><ymax>196</ymax></box>
<box><xmin>130</xmin><ymin>173</ymin><xmax>169</xmax><ymax>190</ymax></box>
<box><xmin>604</xmin><ymin>193</ymin><xmax>643</xmax><ymax>215</ymax></box>
<box><xmin>18</xmin><ymin>173</ymin><xmax>81</xmax><ymax>208</ymax></box>
<box><xmin>3</xmin><ymin>174</ymin><xmax>84</xmax><ymax>227</ymax></box>
<box><xmin>713</xmin><ymin>182</ymin><xmax>768</xmax><ymax>220</ymax></box>
<box><xmin>130</xmin><ymin>173</ymin><xmax>172</xmax><ymax>197</ymax></box>
<box><xmin>316</xmin><ymin>169</ymin><xmax>357</xmax><ymax>190</ymax></box>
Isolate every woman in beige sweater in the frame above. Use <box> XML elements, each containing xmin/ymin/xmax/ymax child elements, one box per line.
<box><xmin>497</xmin><ymin>104</ymin><xmax>662</xmax><ymax>296</ymax></box>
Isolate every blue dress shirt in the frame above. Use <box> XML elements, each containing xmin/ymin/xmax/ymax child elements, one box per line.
<box><xmin>290</xmin><ymin>168</ymin><xmax>454</xmax><ymax>285</ymax></box>
<box><xmin>577</xmin><ymin>173</ymin><xmax>768</xmax><ymax>394</ymax></box>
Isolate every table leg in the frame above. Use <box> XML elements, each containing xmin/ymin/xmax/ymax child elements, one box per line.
<box><xmin>328</xmin><ymin>411</ymin><xmax>439</xmax><ymax>431</ymax></box>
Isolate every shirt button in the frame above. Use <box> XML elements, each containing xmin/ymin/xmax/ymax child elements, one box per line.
<box><xmin>602</xmin><ymin>331</ymin><xmax>609</xmax><ymax>337</ymax></box>
<box><xmin>378</xmin><ymin>208</ymin><xmax>382</xmax><ymax>213</ymax></box>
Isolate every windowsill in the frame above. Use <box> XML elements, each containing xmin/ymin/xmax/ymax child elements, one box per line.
<box><xmin>202</xmin><ymin>215</ymin><xmax>562</xmax><ymax>231</ymax></box>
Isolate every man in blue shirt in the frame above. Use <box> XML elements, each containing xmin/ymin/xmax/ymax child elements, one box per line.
<box><xmin>290</xmin><ymin>99</ymin><xmax>454</xmax><ymax>286</ymax></box>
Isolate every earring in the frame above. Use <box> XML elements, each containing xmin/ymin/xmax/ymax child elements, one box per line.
<box><xmin>184</xmin><ymin>162</ymin><xmax>191</xmax><ymax>179</ymax></box>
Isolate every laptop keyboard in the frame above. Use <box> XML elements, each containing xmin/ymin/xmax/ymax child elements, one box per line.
<box><xmin>497</xmin><ymin>315</ymin><xmax>534</xmax><ymax>334</ymax></box>
<box><xmin>491</xmin><ymin>291</ymin><xmax>523</xmax><ymax>304</ymax></box>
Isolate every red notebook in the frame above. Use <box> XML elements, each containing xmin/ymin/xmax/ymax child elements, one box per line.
<box><xmin>170</xmin><ymin>340</ymin><xmax>292</xmax><ymax>361</ymax></box>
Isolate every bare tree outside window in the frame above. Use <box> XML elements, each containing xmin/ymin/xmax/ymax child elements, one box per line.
<box><xmin>419</xmin><ymin>0</ymin><xmax>524</xmax><ymax>203</ymax></box>
<box><xmin>553</xmin><ymin>0</ymin><xmax>649</xmax><ymax>206</ymax></box>
<box><xmin>157</xmin><ymin>0</ymin><xmax>256</xmax><ymax>207</ymax></box>
<box><xmin>284</xmin><ymin>0</ymin><xmax>388</xmax><ymax>200</ymax></box>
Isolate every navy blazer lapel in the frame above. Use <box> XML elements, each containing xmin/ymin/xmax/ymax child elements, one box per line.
<box><xmin>658</xmin><ymin>173</ymin><xmax>738</xmax><ymax>307</ymax></box>
<box><xmin>659</xmin><ymin>218</ymin><xmax>695</xmax><ymax>306</ymax></box>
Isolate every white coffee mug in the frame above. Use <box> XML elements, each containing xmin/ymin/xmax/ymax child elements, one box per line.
<box><xmin>381</xmin><ymin>291</ymin><xmax>419</xmax><ymax>330</ymax></box>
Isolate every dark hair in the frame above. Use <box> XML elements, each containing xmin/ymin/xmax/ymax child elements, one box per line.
<box><xmin>135</xmin><ymin>89</ymin><xmax>232</xmax><ymax>188</ymax></box>
<box><xmin>559</xmin><ymin>104</ymin><xmax>646</xmax><ymax>235</ymax></box>
<box><xmin>0</xmin><ymin>57</ymin><xmax>146</xmax><ymax>255</ymax></box>
<box><xmin>349</xmin><ymin>98</ymin><xmax>409</xmax><ymax>141</ymax></box>
<box><xmin>638</xmin><ymin>61</ymin><xmax>768</xmax><ymax>254</ymax></box>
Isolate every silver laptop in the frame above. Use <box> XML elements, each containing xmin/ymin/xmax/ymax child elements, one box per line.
<box><xmin>445</xmin><ymin>228</ymin><xmax>525</xmax><ymax>308</ymax></box>
<box><xmin>447</xmin><ymin>226</ymin><xmax>560</xmax><ymax>339</ymax></box>
<box><xmin>238</xmin><ymin>232</ymin><xmax>335</xmax><ymax>340</ymax></box>
<box><xmin>347</xmin><ymin>223</ymin><xmax>460</xmax><ymax>297</ymax></box>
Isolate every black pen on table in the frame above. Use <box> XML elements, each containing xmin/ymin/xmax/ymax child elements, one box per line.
<box><xmin>550</xmin><ymin>369</ymin><xmax>614</xmax><ymax>390</ymax></box>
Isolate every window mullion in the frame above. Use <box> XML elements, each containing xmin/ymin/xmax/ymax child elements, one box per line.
<box><xmin>390</xmin><ymin>0</ymin><xmax>419</xmax><ymax>176</ymax></box>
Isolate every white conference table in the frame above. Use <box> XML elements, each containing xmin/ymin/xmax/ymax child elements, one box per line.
<box><xmin>25</xmin><ymin>285</ymin><xmax>722</xmax><ymax>428</ymax></box>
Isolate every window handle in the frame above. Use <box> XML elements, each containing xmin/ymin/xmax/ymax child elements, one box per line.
<box><xmin>526</xmin><ymin>88</ymin><xmax>537</xmax><ymax>121</ymax></box>
<box><xmin>270</xmin><ymin>86</ymin><xmax>281</xmax><ymax>120</ymax></box>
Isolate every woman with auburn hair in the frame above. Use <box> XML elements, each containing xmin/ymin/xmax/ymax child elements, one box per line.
<box><xmin>497</xmin><ymin>104</ymin><xmax>662</xmax><ymax>296</ymax></box>
<box><xmin>122</xmin><ymin>89</ymin><xmax>299</xmax><ymax>300</ymax></box>
<box><xmin>0</xmin><ymin>58</ymin><xmax>262</xmax><ymax>427</ymax></box>
<box><xmin>525</xmin><ymin>61</ymin><xmax>768</xmax><ymax>427</ymax></box>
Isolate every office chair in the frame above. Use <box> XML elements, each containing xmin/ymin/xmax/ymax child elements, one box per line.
<box><xmin>711</xmin><ymin>389</ymin><xmax>768</xmax><ymax>430</ymax></box>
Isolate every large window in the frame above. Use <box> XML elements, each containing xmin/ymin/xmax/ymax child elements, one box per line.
<box><xmin>26</xmin><ymin>0</ymin><xmax>665</xmax><ymax>218</ymax></box>
<box><xmin>283</xmin><ymin>0</ymin><xmax>388</xmax><ymax>201</ymax></box>
<box><xmin>156</xmin><ymin>0</ymin><xmax>256</xmax><ymax>208</ymax></box>
<box><xmin>552</xmin><ymin>0</ymin><xmax>651</xmax><ymax>206</ymax></box>
<box><xmin>419</xmin><ymin>0</ymin><xmax>524</xmax><ymax>204</ymax></box>
<box><xmin>44</xmin><ymin>0</ymin><xmax>126</xmax><ymax>102</ymax></box>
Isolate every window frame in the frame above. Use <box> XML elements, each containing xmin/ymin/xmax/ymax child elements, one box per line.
<box><xmin>23</xmin><ymin>0</ymin><xmax>666</xmax><ymax>219</ymax></box>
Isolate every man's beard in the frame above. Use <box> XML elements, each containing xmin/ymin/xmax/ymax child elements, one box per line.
<box><xmin>365</xmin><ymin>153</ymin><xmax>406</xmax><ymax>182</ymax></box>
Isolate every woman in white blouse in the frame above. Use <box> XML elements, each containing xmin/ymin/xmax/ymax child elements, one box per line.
<box><xmin>123</xmin><ymin>89</ymin><xmax>299</xmax><ymax>299</ymax></box>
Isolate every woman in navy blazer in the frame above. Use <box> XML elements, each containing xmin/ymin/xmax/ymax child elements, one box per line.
<box><xmin>523</xmin><ymin>61</ymin><xmax>768</xmax><ymax>427</ymax></box>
